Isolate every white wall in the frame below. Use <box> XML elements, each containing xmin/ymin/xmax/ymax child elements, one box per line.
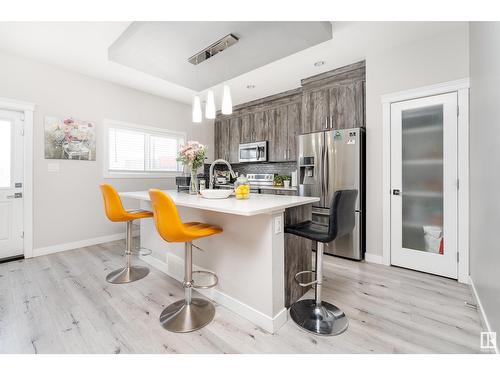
<box><xmin>0</xmin><ymin>51</ymin><xmax>214</xmax><ymax>250</ymax></box>
<box><xmin>364</xmin><ymin>24</ymin><xmax>469</xmax><ymax>257</ymax></box>
<box><xmin>469</xmin><ymin>22</ymin><xmax>500</xmax><ymax>340</ymax></box>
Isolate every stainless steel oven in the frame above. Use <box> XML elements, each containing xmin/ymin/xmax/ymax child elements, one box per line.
<box><xmin>238</xmin><ymin>141</ymin><xmax>267</xmax><ymax>163</ymax></box>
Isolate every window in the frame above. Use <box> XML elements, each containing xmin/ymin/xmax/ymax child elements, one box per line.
<box><xmin>104</xmin><ymin>120</ymin><xmax>185</xmax><ymax>178</ymax></box>
<box><xmin>0</xmin><ymin>119</ymin><xmax>11</xmax><ymax>187</ymax></box>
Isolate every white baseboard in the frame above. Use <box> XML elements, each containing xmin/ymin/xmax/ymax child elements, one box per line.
<box><xmin>31</xmin><ymin>230</ymin><xmax>139</xmax><ymax>258</ymax></box>
<box><xmin>469</xmin><ymin>276</ymin><xmax>499</xmax><ymax>354</ymax></box>
<box><xmin>140</xmin><ymin>252</ymin><xmax>288</xmax><ymax>333</ymax></box>
<box><xmin>364</xmin><ymin>253</ymin><xmax>384</xmax><ymax>264</ymax></box>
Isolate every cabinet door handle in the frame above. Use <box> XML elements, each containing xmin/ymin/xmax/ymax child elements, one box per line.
<box><xmin>324</xmin><ymin>117</ymin><xmax>329</xmax><ymax>129</ymax></box>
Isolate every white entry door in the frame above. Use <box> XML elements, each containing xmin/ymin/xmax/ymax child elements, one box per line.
<box><xmin>390</xmin><ymin>93</ymin><xmax>458</xmax><ymax>278</ymax></box>
<box><xmin>0</xmin><ymin>109</ymin><xmax>24</xmax><ymax>259</ymax></box>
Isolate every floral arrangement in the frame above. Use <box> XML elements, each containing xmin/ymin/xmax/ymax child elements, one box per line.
<box><xmin>177</xmin><ymin>141</ymin><xmax>207</xmax><ymax>170</ymax></box>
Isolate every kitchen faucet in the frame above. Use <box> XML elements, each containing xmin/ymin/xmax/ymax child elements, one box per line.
<box><xmin>209</xmin><ymin>159</ymin><xmax>237</xmax><ymax>189</ymax></box>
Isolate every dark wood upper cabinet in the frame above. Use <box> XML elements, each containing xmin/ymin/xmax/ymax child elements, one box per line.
<box><xmin>240</xmin><ymin>113</ymin><xmax>254</xmax><ymax>144</ymax></box>
<box><xmin>228</xmin><ymin>117</ymin><xmax>241</xmax><ymax>163</ymax></box>
<box><xmin>301</xmin><ymin>88</ymin><xmax>329</xmax><ymax>134</ymax></box>
<box><xmin>268</xmin><ymin>106</ymin><xmax>284</xmax><ymax>162</ymax></box>
<box><xmin>328</xmin><ymin>80</ymin><xmax>365</xmax><ymax>129</ymax></box>
<box><xmin>301</xmin><ymin>61</ymin><xmax>366</xmax><ymax>133</ymax></box>
<box><xmin>214</xmin><ymin>118</ymin><xmax>230</xmax><ymax>161</ymax></box>
<box><xmin>214</xmin><ymin>61</ymin><xmax>365</xmax><ymax>163</ymax></box>
<box><xmin>286</xmin><ymin>101</ymin><xmax>301</xmax><ymax>161</ymax></box>
<box><xmin>254</xmin><ymin>111</ymin><xmax>268</xmax><ymax>142</ymax></box>
<box><xmin>268</xmin><ymin>99</ymin><xmax>301</xmax><ymax>162</ymax></box>
<box><xmin>214</xmin><ymin>119</ymin><xmax>221</xmax><ymax>160</ymax></box>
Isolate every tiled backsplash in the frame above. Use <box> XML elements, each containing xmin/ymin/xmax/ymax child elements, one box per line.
<box><xmin>203</xmin><ymin>161</ymin><xmax>297</xmax><ymax>177</ymax></box>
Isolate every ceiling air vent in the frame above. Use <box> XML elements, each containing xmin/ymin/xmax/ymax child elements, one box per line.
<box><xmin>188</xmin><ymin>33</ymin><xmax>239</xmax><ymax>65</ymax></box>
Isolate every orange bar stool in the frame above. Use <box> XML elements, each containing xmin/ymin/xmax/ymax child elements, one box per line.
<box><xmin>149</xmin><ymin>189</ymin><xmax>222</xmax><ymax>333</ymax></box>
<box><xmin>100</xmin><ymin>183</ymin><xmax>153</xmax><ymax>284</ymax></box>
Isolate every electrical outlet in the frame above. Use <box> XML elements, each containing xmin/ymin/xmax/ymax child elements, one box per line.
<box><xmin>274</xmin><ymin>216</ymin><xmax>282</xmax><ymax>234</ymax></box>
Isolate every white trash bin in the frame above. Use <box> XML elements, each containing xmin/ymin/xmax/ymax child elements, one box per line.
<box><xmin>423</xmin><ymin>226</ymin><xmax>442</xmax><ymax>253</ymax></box>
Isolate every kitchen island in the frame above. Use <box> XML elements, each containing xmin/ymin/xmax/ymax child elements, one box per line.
<box><xmin>120</xmin><ymin>190</ymin><xmax>319</xmax><ymax>333</ymax></box>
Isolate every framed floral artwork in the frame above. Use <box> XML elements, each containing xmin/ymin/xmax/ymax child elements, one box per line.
<box><xmin>44</xmin><ymin>116</ymin><xmax>96</xmax><ymax>160</ymax></box>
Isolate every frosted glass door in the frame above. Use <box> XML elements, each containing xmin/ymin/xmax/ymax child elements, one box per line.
<box><xmin>390</xmin><ymin>93</ymin><xmax>458</xmax><ymax>278</ymax></box>
<box><xmin>402</xmin><ymin>105</ymin><xmax>444</xmax><ymax>253</ymax></box>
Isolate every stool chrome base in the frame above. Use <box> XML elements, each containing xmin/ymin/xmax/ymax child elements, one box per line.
<box><xmin>290</xmin><ymin>299</ymin><xmax>348</xmax><ymax>336</ymax></box>
<box><xmin>159</xmin><ymin>298</ymin><xmax>215</xmax><ymax>333</ymax></box>
<box><xmin>106</xmin><ymin>266</ymin><xmax>150</xmax><ymax>284</ymax></box>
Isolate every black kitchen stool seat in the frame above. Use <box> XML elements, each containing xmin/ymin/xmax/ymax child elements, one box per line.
<box><xmin>285</xmin><ymin>189</ymin><xmax>358</xmax><ymax>336</ymax></box>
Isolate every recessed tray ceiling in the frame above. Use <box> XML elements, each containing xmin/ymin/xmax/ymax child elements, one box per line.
<box><xmin>108</xmin><ymin>21</ymin><xmax>332</xmax><ymax>91</ymax></box>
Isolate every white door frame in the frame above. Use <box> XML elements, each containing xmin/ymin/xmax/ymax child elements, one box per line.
<box><xmin>0</xmin><ymin>97</ymin><xmax>35</xmax><ymax>259</ymax></box>
<box><xmin>381</xmin><ymin>78</ymin><xmax>470</xmax><ymax>283</ymax></box>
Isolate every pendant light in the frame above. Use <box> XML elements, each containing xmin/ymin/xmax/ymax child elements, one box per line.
<box><xmin>192</xmin><ymin>95</ymin><xmax>202</xmax><ymax>123</ymax></box>
<box><xmin>191</xmin><ymin>54</ymin><xmax>203</xmax><ymax>123</ymax></box>
<box><xmin>205</xmin><ymin>90</ymin><xmax>216</xmax><ymax>119</ymax></box>
<box><xmin>221</xmin><ymin>39</ymin><xmax>233</xmax><ymax>115</ymax></box>
<box><xmin>221</xmin><ymin>84</ymin><xmax>233</xmax><ymax>115</ymax></box>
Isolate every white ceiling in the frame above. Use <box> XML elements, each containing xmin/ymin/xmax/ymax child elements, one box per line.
<box><xmin>109</xmin><ymin>21</ymin><xmax>332</xmax><ymax>91</ymax></box>
<box><xmin>0</xmin><ymin>22</ymin><xmax>466</xmax><ymax>107</ymax></box>
<box><xmin>0</xmin><ymin>22</ymin><xmax>194</xmax><ymax>103</ymax></box>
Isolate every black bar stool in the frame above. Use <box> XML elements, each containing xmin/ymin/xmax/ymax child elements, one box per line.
<box><xmin>285</xmin><ymin>189</ymin><xmax>358</xmax><ymax>336</ymax></box>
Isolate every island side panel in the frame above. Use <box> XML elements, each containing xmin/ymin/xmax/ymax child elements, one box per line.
<box><xmin>138</xmin><ymin>200</ymin><xmax>286</xmax><ymax>332</ymax></box>
<box><xmin>284</xmin><ymin>203</ymin><xmax>313</xmax><ymax>307</ymax></box>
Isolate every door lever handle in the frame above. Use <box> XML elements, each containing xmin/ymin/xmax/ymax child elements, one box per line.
<box><xmin>392</xmin><ymin>189</ymin><xmax>401</xmax><ymax>196</ymax></box>
<box><xmin>6</xmin><ymin>193</ymin><xmax>23</xmax><ymax>199</ymax></box>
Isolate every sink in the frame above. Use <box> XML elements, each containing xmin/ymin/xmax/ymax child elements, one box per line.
<box><xmin>200</xmin><ymin>189</ymin><xmax>233</xmax><ymax>199</ymax></box>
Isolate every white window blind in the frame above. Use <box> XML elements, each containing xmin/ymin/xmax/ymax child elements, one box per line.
<box><xmin>108</xmin><ymin>128</ymin><xmax>145</xmax><ymax>171</ymax></box>
<box><xmin>106</xmin><ymin>121</ymin><xmax>185</xmax><ymax>177</ymax></box>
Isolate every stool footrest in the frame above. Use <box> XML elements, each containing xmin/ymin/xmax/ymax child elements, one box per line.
<box><xmin>192</xmin><ymin>270</ymin><xmax>219</xmax><ymax>289</ymax></box>
<box><xmin>132</xmin><ymin>247</ymin><xmax>152</xmax><ymax>256</ymax></box>
<box><xmin>294</xmin><ymin>270</ymin><xmax>317</xmax><ymax>287</ymax></box>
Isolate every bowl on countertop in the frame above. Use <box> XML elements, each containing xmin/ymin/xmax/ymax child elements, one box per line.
<box><xmin>199</xmin><ymin>189</ymin><xmax>233</xmax><ymax>199</ymax></box>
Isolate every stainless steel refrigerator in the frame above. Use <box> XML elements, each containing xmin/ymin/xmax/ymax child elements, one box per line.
<box><xmin>297</xmin><ymin>127</ymin><xmax>365</xmax><ymax>260</ymax></box>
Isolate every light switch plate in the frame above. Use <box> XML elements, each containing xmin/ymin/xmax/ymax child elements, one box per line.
<box><xmin>274</xmin><ymin>216</ymin><xmax>282</xmax><ymax>234</ymax></box>
<box><xmin>47</xmin><ymin>163</ymin><xmax>60</xmax><ymax>173</ymax></box>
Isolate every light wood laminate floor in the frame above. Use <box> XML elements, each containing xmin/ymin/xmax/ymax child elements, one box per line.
<box><xmin>0</xmin><ymin>239</ymin><xmax>487</xmax><ymax>354</ymax></box>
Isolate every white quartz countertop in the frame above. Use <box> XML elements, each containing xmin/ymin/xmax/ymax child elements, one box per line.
<box><xmin>120</xmin><ymin>190</ymin><xmax>319</xmax><ymax>216</ymax></box>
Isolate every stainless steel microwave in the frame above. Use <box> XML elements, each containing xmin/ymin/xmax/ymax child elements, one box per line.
<box><xmin>238</xmin><ymin>141</ymin><xmax>267</xmax><ymax>163</ymax></box>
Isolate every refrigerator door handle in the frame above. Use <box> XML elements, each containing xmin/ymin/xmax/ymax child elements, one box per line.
<box><xmin>323</xmin><ymin>134</ymin><xmax>330</xmax><ymax>204</ymax></box>
<box><xmin>321</xmin><ymin>136</ymin><xmax>327</xmax><ymax>200</ymax></box>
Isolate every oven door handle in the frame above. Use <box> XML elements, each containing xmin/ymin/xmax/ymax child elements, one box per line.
<box><xmin>257</xmin><ymin>146</ymin><xmax>264</xmax><ymax>161</ymax></box>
